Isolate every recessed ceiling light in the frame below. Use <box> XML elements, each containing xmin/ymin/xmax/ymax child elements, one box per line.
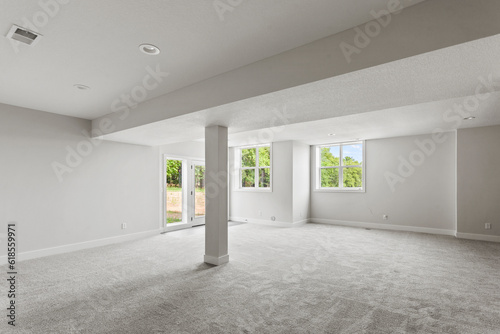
<box><xmin>73</xmin><ymin>84</ymin><xmax>90</xmax><ymax>90</ymax></box>
<box><xmin>139</xmin><ymin>44</ymin><xmax>160</xmax><ymax>55</ymax></box>
<box><xmin>464</xmin><ymin>116</ymin><xmax>476</xmax><ymax>120</ymax></box>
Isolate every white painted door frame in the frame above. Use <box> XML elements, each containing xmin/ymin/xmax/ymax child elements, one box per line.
<box><xmin>191</xmin><ymin>160</ymin><xmax>206</xmax><ymax>227</ymax></box>
<box><xmin>162</xmin><ymin>154</ymin><xmax>205</xmax><ymax>233</ymax></box>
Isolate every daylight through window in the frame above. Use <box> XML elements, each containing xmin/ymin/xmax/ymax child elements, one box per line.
<box><xmin>317</xmin><ymin>142</ymin><xmax>364</xmax><ymax>191</ymax></box>
<box><xmin>240</xmin><ymin>144</ymin><xmax>271</xmax><ymax>189</ymax></box>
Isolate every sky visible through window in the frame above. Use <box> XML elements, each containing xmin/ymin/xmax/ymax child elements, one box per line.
<box><xmin>330</xmin><ymin>144</ymin><xmax>362</xmax><ymax>164</ymax></box>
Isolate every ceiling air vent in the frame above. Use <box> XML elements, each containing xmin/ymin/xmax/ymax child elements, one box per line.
<box><xmin>6</xmin><ymin>25</ymin><xmax>42</xmax><ymax>46</ymax></box>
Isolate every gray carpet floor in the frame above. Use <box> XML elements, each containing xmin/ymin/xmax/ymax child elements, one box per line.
<box><xmin>1</xmin><ymin>223</ymin><xmax>500</xmax><ymax>333</ymax></box>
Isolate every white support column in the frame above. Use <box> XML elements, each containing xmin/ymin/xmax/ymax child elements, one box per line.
<box><xmin>204</xmin><ymin>125</ymin><xmax>229</xmax><ymax>265</ymax></box>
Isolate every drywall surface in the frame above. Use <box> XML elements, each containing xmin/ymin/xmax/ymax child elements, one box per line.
<box><xmin>293</xmin><ymin>142</ymin><xmax>311</xmax><ymax>222</ymax></box>
<box><xmin>160</xmin><ymin>141</ymin><xmax>205</xmax><ymax>159</ymax></box>
<box><xmin>95</xmin><ymin>0</ymin><xmax>500</xmax><ymax>135</ymax></box>
<box><xmin>229</xmin><ymin>141</ymin><xmax>293</xmax><ymax>224</ymax></box>
<box><xmin>457</xmin><ymin>125</ymin><xmax>500</xmax><ymax>237</ymax></box>
<box><xmin>311</xmin><ymin>133</ymin><xmax>456</xmax><ymax>232</ymax></box>
<box><xmin>0</xmin><ymin>104</ymin><xmax>160</xmax><ymax>255</ymax></box>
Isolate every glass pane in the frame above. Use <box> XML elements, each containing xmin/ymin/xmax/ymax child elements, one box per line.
<box><xmin>259</xmin><ymin>168</ymin><xmax>270</xmax><ymax>188</ymax></box>
<box><xmin>241</xmin><ymin>169</ymin><xmax>255</xmax><ymax>188</ymax></box>
<box><xmin>241</xmin><ymin>148</ymin><xmax>256</xmax><ymax>167</ymax></box>
<box><xmin>259</xmin><ymin>146</ymin><xmax>271</xmax><ymax>167</ymax></box>
<box><xmin>194</xmin><ymin>165</ymin><xmax>205</xmax><ymax>217</ymax></box>
<box><xmin>343</xmin><ymin>144</ymin><xmax>363</xmax><ymax>166</ymax></box>
<box><xmin>321</xmin><ymin>146</ymin><xmax>340</xmax><ymax>167</ymax></box>
<box><xmin>321</xmin><ymin>168</ymin><xmax>339</xmax><ymax>188</ymax></box>
<box><xmin>343</xmin><ymin>167</ymin><xmax>363</xmax><ymax>188</ymax></box>
<box><xmin>166</xmin><ymin>160</ymin><xmax>183</xmax><ymax>224</ymax></box>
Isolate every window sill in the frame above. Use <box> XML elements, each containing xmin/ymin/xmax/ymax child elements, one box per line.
<box><xmin>314</xmin><ymin>188</ymin><xmax>365</xmax><ymax>193</ymax></box>
<box><xmin>234</xmin><ymin>188</ymin><xmax>272</xmax><ymax>193</ymax></box>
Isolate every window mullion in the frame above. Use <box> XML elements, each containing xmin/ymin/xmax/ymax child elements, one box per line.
<box><xmin>317</xmin><ymin>142</ymin><xmax>364</xmax><ymax>191</ymax></box>
<box><xmin>239</xmin><ymin>145</ymin><xmax>272</xmax><ymax>190</ymax></box>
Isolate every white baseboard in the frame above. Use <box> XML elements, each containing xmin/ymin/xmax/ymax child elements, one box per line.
<box><xmin>230</xmin><ymin>217</ymin><xmax>309</xmax><ymax>228</ymax></box>
<box><xmin>310</xmin><ymin>218</ymin><xmax>456</xmax><ymax>236</ymax></box>
<box><xmin>204</xmin><ymin>254</ymin><xmax>229</xmax><ymax>266</ymax></box>
<box><xmin>292</xmin><ymin>218</ymin><xmax>311</xmax><ymax>227</ymax></box>
<box><xmin>0</xmin><ymin>229</ymin><xmax>161</xmax><ymax>265</ymax></box>
<box><xmin>456</xmin><ymin>232</ymin><xmax>500</xmax><ymax>243</ymax></box>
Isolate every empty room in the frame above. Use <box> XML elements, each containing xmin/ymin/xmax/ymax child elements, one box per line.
<box><xmin>1</xmin><ymin>0</ymin><xmax>500</xmax><ymax>333</ymax></box>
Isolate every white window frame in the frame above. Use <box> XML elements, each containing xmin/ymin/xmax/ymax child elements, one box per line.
<box><xmin>315</xmin><ymin>141</ymin><xmax>365</xmax><ymax>193</ymax></box>
<box><xmin>237</xmin><ymin>143</ymin><xmax>272</xmax><ymax>192</ymax></box>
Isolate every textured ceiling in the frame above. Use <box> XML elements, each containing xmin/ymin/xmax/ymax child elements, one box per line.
<box><xmin>227</xmin><ymin>93</ymin><xmax>500</xmax><ymax>147</ymax></box>
<box><xmin>101</xmin><ymin>35</ymin><xmax>500</xmax><ymax>146</ymax></box>
<box><xmin>0</xmin><ymin>0</ymin><xmax>424</xmax><ymax>119</ymax></box>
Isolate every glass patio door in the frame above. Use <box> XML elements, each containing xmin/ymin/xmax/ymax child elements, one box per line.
<box><xmin>191</xmin><ymin>162</ymin><xmax>206</xmax><ymax>226</ymax></box>
<box><xmin>164</xmin><ymin>156</ymin><xmax>205</xmax><ymax>232</ymax></box>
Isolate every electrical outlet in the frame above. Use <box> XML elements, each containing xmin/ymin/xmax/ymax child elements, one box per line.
<box><xmin>258</xmin><ymin>211</ymin><xmax>262</xmax><ymax>217</ymax></box>
<box><xmin>300</xmin><ymin>212</ymin><xmax>303</xmax><ymax>218</ymax></box>
<box><xmin>485</xmin><ymin>223</ymin><xmax>492</xmax><ymax>230</ymax></box>
<box><xmin>121</xmin><ymin>223</ymin><xmax>127</xmax><ymax>229</ymax></box>
<box><xmin>383</xmin><ymin>215</ymin><xmax>389</xmax><ymax>220</ymax></box>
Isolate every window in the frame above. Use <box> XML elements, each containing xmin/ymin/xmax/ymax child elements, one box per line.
<box><xmin>239</xmin><ymin>144</ymin><xmax>271</xmax><ymax>190</ymax></box>
<box><xmin>316</xmin><ymin>141</ymin><xmax>364</xmax><ymax>191</ymax></box>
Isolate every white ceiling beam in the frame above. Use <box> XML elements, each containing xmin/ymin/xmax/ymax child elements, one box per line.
<box><xmin>92</xmin><ymin>0</ymin><xmax>500</xmax><ymax>137</ymax></box>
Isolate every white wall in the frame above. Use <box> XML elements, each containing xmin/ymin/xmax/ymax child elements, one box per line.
<box><xmin>3</xmin><ymin>98</ymin><xmax>495</xmax><ymax>262</ymax></box>
<box><xmin>160</xmin><ymin>141</ymin><xmax>204</xmax><ymax>159</ymax></box>
<box><xmin>230</xmin><ymin>141</ymin><xmax>294</xmax><ymax>224</ymax></box>
<box><xmin>0</xmin><ymin>104</ymin><xmax>160</xmax><ymax>258</ymax></box>
<box><xmin>229</xmin><ymin>140</ymin><xmax>311</xmax><ymax>225</ymax></box>
<box><xmin>311</xmin><ymin>133</ymin><xmax>457</xmax><ymax>234</ymax></box>
<box><xmin>457</xmin><ymin>125</ymin><xmax>500</xmax><ymax>237</ymax></box>
<box><xmin>293</xmin><ymin>141</ymin><xmax>311</xmax><ymax>222</ymax></box>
